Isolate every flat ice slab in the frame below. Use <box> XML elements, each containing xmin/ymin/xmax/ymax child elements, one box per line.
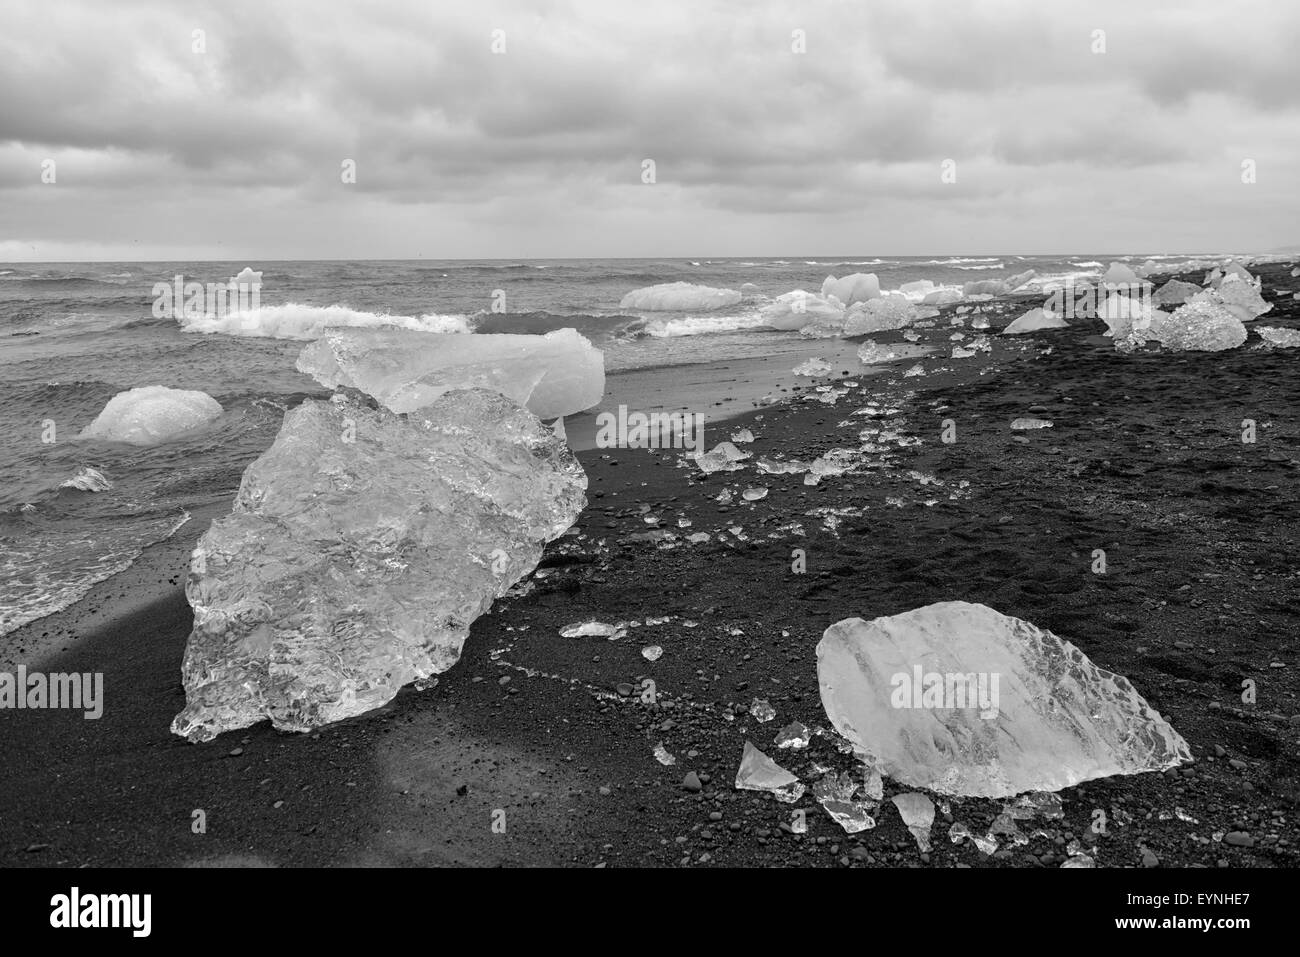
<box><xmin>817</xmin><ymin>601</ymin><xmax>1192</xmax><ymax>798</ymax></box>
<box><xmin>296</xmin><ymin>327</ymin><xmax>604</xmax><ymax>419</ymax></box>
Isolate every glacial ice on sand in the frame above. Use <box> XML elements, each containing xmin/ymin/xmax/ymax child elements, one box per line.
<box><xmin>692</xmin><ymin>441</ymin><xmax>751</xmax><ymax>474</ymax></box>
<box><xmin>1188</xmin><ymin>281</ymin><xmax>1272</xmax><ymax>323</ymax></box>
<box><xmin>816</xmin><ymin>601</ymin><xmax>1192</xmax><ymax>798</ymax></box>
<box><xmin>793</xmin><ymin>357</ymin><xmax>833</xmax><ymax>377</ymax></box>
<box><xmin>1002</xmin><ymin>308</ymin><xmax>1067</xmax><ymax>335</ymax></box>
<box><xmin>79</xmin><ymin>386</ymin><xmax>222</xmax><ymax>446</ymax></box>
<box><xmin>735</xmin><ymin>741</ymin><xmax>806</xmax><ymax>802</ymax></box>
<box><xmin>1150</xmin><ymin>300</ymin><xmax>1247</xmax><ymax>352</ymax></box>
<box><xmin>619</xmin><ymin>282</ymin><xmax>741</xmax><ymax>311</ymax></box>
<box><xmin>296</xmin><ymin>327</ymin><xmax>604</xmax><ymax>420</ymax></box>
<box><xmin>171</xmin><ymin>389</ymin><xmax>587</xmax><ymax>742</ymax></box>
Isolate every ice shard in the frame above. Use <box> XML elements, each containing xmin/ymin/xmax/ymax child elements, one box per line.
<box><xmin>171</xmin><ymin>389</ymin><xmax>587</xmax><ymax>742</ymax></box>
<box><xmin>891</xmin><ymin>792</ymin><xmax>936</xmax><ymax>852</ymax></box>
<box><xmin>812</xmin><ymin>771</ymin><xmax>877</xmax><ymax>833</ymax></box>
<box><xmin>296</xmin><ymin>327</ymin><xmax>605</xmax><ymax>419</ymax></box>
<box><xmin>816</xmin><ymin>601</ymin><xmax>1192</xmax><ymax>798</ymax></box>
<box><xmin>735</xmin><ymin>741</ymin><xmax>806</xmax><ymax>802</ymax></box>
<box><xmin>1002</xmin><ymin>308</ymin><xmax>1068</xmax><ymax>335</ymax></box>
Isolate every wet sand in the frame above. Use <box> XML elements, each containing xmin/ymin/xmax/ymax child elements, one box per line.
<box><xmin>3</xmin><ymin>263</ymin><xmax>1299</xmax><ymax>867</ymax></box>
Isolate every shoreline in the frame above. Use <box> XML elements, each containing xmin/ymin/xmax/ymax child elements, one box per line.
<box><xmin>4</xmin><ymin>263</ymin><xmax>1299</xmax><ymax>867</ymax></box>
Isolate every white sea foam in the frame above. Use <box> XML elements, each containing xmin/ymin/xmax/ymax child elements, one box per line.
<box><xmin>179</xmin><ymin>303</ymin><xmax>474</xmax><ymax>339</ymax></box>
<box><xmin>643</xmin><ymin>313</ymin><xmax>769</xmax><ymax>337</ymax></box>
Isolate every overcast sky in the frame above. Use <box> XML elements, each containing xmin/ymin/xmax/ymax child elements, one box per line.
<box><xmin>2</xmin><ymin>0</ymin><xmax>1297</xmax><ymax>261</ymax></box>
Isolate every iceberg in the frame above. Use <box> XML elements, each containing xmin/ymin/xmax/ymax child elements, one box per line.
<box><xmin>79</xmin><ymin>386</ymin><xmax>222</xmax><ymax>446</ymax></box>
<box><xmin>1150</xmin><ymin>300</ymin><xmax>1247</xmax><ymax>352</ymax></box>
<box><xmin>843</xmin><ymin>297</ymin><xmax>917</xmax><ymax>335</ymax></box>
<box><xmin>760</xmin><ymin>290</ymin><xmax>845</xmax><ymax>331</ymax></box>
<box><xmin>1003</xmin><ymin>308</ymin><xmax>1068</xmax><ymax>334</ymax></box>
<box><xmin>619</xmin><ymin>282</ymin><xmax>741</xmax><ymax>311</ymax></box>
<box><xmin>821</xmin><ymin>273</ymin><xmax>881</xmax><ymax>306</ymax></box>
<box><xmin>171</xmin><ymin>389</ymin><xmax>587</xmax><ymax>742</ymax></box>
<box><xmin>816</xmin><ymin>601</ymin><xmax>1192</xmax><ymax>798</ymax></box>
<box><xmin>296</xmin><ymin>327</ymin><xmax>604</xmax><ymax>420</ymax></box>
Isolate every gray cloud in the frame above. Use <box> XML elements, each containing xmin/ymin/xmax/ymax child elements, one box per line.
<box><xmin>1</xmin><ymin>0</ymin><xmax>1297</xmax><ymax>259</ymax></box>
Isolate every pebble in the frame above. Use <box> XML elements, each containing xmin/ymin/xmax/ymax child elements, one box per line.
<box><xmin>1141</xmin><ymin>848</ymin><xmax>1160</xmax><ymax>868</ymax></box>
<box><xmin>682</xmin><ymin>772</ymin><xmax>702</xmax><ymax>792</ymax></box>
<box><xmin>1224</xmin><ymin>831</ymin><xmax>1254</xmax><ymax>847</ymax></box>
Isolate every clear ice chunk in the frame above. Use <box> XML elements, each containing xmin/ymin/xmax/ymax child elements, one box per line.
<box><xmin>842</xmin><ymin>296</ymin><xmax>917</xmax><ymax>335</ymax></box>
<box><xmin>170</xmin><ymin>389</ymin><xmax>587</xmax><ymax>742</ymax></box>
<box><xmin>1150</xmin><ymin>300</ymin><xmax>1247</xmax><ymax>352</ymax></box>
<box><xmin>750</xmin><ymin>698</ymin><xmax>776</xmax><ymax>722</ymax></box>
<box><xmin>812</xmin><ymin>771</ymin><xmax>877</xmax><ymax>833</ymax></box>
<box><xmin>561</xmin><ymin>621</ymin><xmax>625</xmax><ymax>639</ymax></box>
<box><xmin>735</xmin><ymin>741</ymin><xmax>806</xmax><ymax>802</ymax></box>
<box><xmin>693</xmin><ymin>442</ymin><xmax>751</xmax><ymax>474</ymax></box>
<box><xmin>1002</xmin><ymin>308</ymin><xmax>1068</xmax><ymax>334</ymax></box>
<box><xmin>654</xmin><ymin>742</ymin><xmax>676</xmax><ymax>765</ymax></box>
<box><xmin>891</xmin><ymin>792</ymin><xmax>936</xmax><ymax>852</ymax></box>
<box><xmin>1011</xmin><ymin>417</ymin><xmax>1053</xmax><ymax>430</ymax></box>
<box><xmin>793</xmin><ymin>357</ymin><xmax>833</xmax><ymax>377</ymax></box>
<box><xmin>816</xmin><ymin>601</ymin><xmax>1193</xmax><ymax>798</ymax></box>
<box><xmin>774</xmin><ymin>721</ymin><xmax>811</xmax><ymax>749</ymax></box>
<box><xmin>296</xmin><ymin>327</ymin><xmax>605</xmax><ymax>419</ymax></box>
<box><xmin>1257</xmin><ymin>326</ymin><xmax>1300</xmax><ymax>347</ymax></box>
<box><xmin>79</xmin><ymin>386</ymin><xmax>222</xmax><ymax>446</ymax></box>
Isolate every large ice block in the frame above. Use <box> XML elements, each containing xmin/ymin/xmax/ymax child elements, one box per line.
<box><xmin>842</xmin><ymin>297</ymin><xmax>917</xmax><ymax>335</ymax></box>
<box><xmin>817</xmin><ymin>601</ymin><xmax>1191</xmax><ymax>798</ymax></box>
<box><xmin>296</xmin><ymin>327</ymin><xmax>604</xmax><ymax>419</ymax></box>
<box><xmin>1150</xmin><ymin>299</ymin><xmax>1247</xmax><ymax>352</ymax></box>
<box><xmin>171</xmin><ymin>389</ymin><xmax>587</xmax><ymax>742</ymax></box>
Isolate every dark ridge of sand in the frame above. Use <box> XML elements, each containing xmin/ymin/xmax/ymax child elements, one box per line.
<box><xmin>3</xmin><ymin>262</ymin><xmax>1299</xmax><ymax>868</ymax></box>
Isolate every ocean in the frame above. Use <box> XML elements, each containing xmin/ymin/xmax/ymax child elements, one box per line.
<box><xmin>0</xmin><ymin>253</ymin><xmax>1227</xmax><ymax>637</ymax></box>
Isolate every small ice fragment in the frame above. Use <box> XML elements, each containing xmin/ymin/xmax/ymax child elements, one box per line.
<box><xmin>560</xmin><ymin>621</ymin><xmax>625</xmax><ymax>639</ymax></box>
<box><xmin>1011</xmin><ymin>417</ymin><xmax>1053</xmax><ymax>430</ymax></box>
<box><xmin>735</xmin><ymin>741</ymin><xmax>806</xmax><ymax>803</ymax></box>
<box><xmin>742</xmin><ymin>487</ymin><xmax>769</xmax><ymax>502</ymax></box>
<box><xmin>687</xmin><ymin>532</ymin><xmax>710</xmax><ymax>543</ymax></box>
<box><xmin>1061</xmin><ymin>854</ymin><xmax>1095</xmax><ymax>868</ymax></box>
<box><xmin>949</xmin><ymin>822</ymin><xmax>971</xmax><ymax>844</ymax></box>
<box><xmin>813</xmin><ymin>775</ymin><xmax>877</xmax><ymax>833</ymax></box>
<box><xmin>903</xmin><ymin>363</ymin><xmax>925</xmax><ymax>377</ymax></box>
<box><xmin>731</xmin><ymin>428</ymin><xmax>755</xmax><ymax>443</ymax></box>
<box><xmin>653</xmin><ymin>742</ymin><xmax>676</xmax><ymax>766</ymax></box>
<box><xmin>642</xmin><ymin>645</ymin><xmax>663</xmax><ymax>662</ymax></box>
<box><xmin>716</xmin><ymin>488</ymin><xmax>733</xmax><ymax>504</ymax></box>
<box><xmin>750</xmin><ymin>698</ymin><xmax>776</xmax><ymax>722</ymax></box>
<box><xmin>1257</xmin><ymin>326</ymin><xmax>1300</xmax><ymax>347</ymax></box>
<box><xmin>862</xmin><ymin>764</ymin><xmax>884</xmax><ymax>801</ymax></box>
<box><xmin>693</xmin><ymin>442</ymin><xmax>751</xmax><ymax>474</ymax></box>
<box><xmin>891</xmin><ymin>792</ymin><xmax>936</xmax><ymax>852</ymax></box>
<box><xmin>793</xmin><ymin>358</ymin><xmax>833</xmax><ymax>377</ymax></box>
<box><xmin>774</xmin><ymin>721</ymin><xmax>811</xmax><ymax>749</ymax></box>
<box><xmin>59</xmin><ymin>467</ymin><xmax>112</xmax><ymax>492</ymax></box>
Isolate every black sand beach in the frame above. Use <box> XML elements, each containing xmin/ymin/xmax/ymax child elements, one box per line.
<box><xmin>4</xmin><ymin>263</ymin><xmax>1299</xmax><ymax>868</ymax></box>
